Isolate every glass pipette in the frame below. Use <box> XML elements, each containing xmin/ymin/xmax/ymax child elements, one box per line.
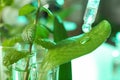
<box><xmin>82</xmin><ymin>0</ymin><xmax>100</xmax><ymax>33</ymax></box>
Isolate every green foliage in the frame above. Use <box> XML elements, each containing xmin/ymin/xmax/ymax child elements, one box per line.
<box><xmin>56</xmin><ymin>7</ymin><xmax>74</xmax><ymax>19</ymax></box>
<box><xmin>36</xmin><ymin>24</ymin><xmax>49</xmax><ymax>39</ymax></box>
<box><xmin>0</xmin><ymin>0</ymin><xmax>13</xmax><ymax>7</ymax></box>
<box><xmin>1</xmin><ymin>0</ymin><xmax>112</xmax><ymax>79</ymax></box>
<box><xmin>22</xmin><ymin>24</ymin><xmax>36</xmax><ymax>43</ymax></box>
<box><xmin>40</xmin><ymin>6</ymin><xmax>54</xmax><ymax>17</ymax></box>
<box><xmin>2</xmin><ymin>36</ymin><xmax>23</xmax><ymax>47</ymax></box>
<box><xmin>53</xmin><ymin>16</ymin><xmax>68</xmax><ymax>42</ymax></box>
<box><xmin>19</xmin><ymin>4</ymin><xmax>36</xmax><ymax>16</ymax></box>
<box><xmin>40</xmin><ymin>20</ymin><xmax>111</xmax><ymax>71</ymax></box>
<box><xmin>3</xmin><ymin>48</ymin><xmax>29</xmax><ymax>66</ymax></box>
<box><xmin>35</xmin><ymin>39</ymin><xmax>56</xmax><ymax>49</ymax></box>
<box><xmin>53</xmin><ymin>16</ymin><xmax>72</xmax><ymax>80</ymax></box>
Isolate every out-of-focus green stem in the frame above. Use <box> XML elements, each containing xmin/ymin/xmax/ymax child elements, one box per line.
<box><xmin>25</xmin><ymin>0</ymin><xmax>41</xmax><ymax>80</ymax></box>
<box><xmin>24</xmin><ymin>43</ymin><xmax>32</xmax><ymax>80</ymax></box>
<box><xmin>34</xmin><ymin>0</ymin><xmax>41</xmax><ymax>24</ymax></box>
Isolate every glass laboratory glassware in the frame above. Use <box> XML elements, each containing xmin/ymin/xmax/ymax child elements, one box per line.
<box><xmin>82</xmin><ymin>0</ymin><xmax>100</xmax><ymax>33</ymax></box>
<box><xmin>1</xmin><ymin>43</ymin><xmax>59</xmax><ymax>80</ymax></box>
<box><xmin>112</xmin><ymin>32</ymin><xmax>120</xmax><ymax>80</ymax></box>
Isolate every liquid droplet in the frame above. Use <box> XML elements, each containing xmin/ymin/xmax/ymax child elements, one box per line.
<box><xmin>82</xmin><ymin>24</ymin><xmax>92</xmax><ymax>33</ymax></box>
<box><xmin>80</xmin><ymin>37</ymin><xmax>90</xmax><ymax>44</ymax></box>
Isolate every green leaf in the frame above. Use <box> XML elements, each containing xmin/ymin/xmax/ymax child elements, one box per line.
<box><xmin>22</xmin><ymin>24</ymin><xmax>36</xmax><ymax>43</ymax></box>
<box><xmin>19</xmin><ymin>4</ymin><xmax>36</xmax><ymax>16</ymax></box>
<box><xmin>40</xmin><ymin>20</ymin><xmax>111</xmax><ymax>71</ymax></box>
<box><xmin>35</xmin><ymin>24</ymin><xmax>49</xmax><ymax>39</ymax></box>
<box><xmin>35</xmin><ymin>39</ymin><xmax>56</xmax><ymax>49</ymax></box>
<box><xmin>53</xmin><ymin>16</ymin><xmax>72</xmax><ymax>80</ymax></box>
<box><xmin>1</xmin><ymin>0</ymin><xmax>13</xmax><ymax>6</ymax></box>
<box><xmin>2</xmin><ymin>36</ymin><xmax>23</xmax><ymax>47</ymax></box>
<box><xmin>3</xmin><ymin>48</ymin><xmax>29</xmax><ymax>66</ymax></box>
<box><xmin>40</xmin><ymin>6</ymin><xmax>54</xmax><ymax>17</ymax></box>
<box><xmin>53</xmin><ymin>16</ymin><xmax>68</xmax><ymax>42</ymax></box>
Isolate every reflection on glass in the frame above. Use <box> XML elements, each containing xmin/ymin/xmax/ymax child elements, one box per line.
<box><xmin>112</xmin><ymin>32</ymin><xmax>120</xmax><ymax>80</ymax></box>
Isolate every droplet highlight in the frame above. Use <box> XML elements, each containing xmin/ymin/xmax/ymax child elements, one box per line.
<box><xmin>80</xmin><ymin>37</ymin><xmax>90</xmax><ymax>44</ymax></box>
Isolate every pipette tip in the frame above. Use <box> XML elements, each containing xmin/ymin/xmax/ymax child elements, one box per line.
<box><xmin>82</xmin><ymin>24</ymin><xmax>92</xmax><ymax>33</ymax></box>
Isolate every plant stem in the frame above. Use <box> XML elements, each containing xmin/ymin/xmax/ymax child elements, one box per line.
<box><xmin>25</xmin><ymin>0</ymin><xmax>41</xmax><ymax>80</ymax></box>
<box><xmin>24</xmin><ymin>43</ymin><xmax>32</xmax><ymax>80</ymax></box>
<box><xmin>34</xmin><ymin>0</ymin><xmax>41</xmax><ymax>24</ymax></box>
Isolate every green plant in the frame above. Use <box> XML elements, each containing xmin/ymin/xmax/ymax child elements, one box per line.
<box><xmin>1</xmin><ymin>0</ymin><xmax>111</xmax><ymax>80</ymax></box>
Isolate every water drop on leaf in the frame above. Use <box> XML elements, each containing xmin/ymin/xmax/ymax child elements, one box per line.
<box><xmin>80</xmin><ymin>37</ymin><xmax>90</xmax><ymax>44</ymax></box>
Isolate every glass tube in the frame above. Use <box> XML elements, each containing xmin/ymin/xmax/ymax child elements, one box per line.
<box><xmin>82</xmin><ymin>0</ymin><xmax>100</xmax><ymax>33</ymax></box>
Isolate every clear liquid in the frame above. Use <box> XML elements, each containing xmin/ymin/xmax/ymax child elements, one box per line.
<box><xmin>82</xmin><ymin>24</ymin><xmax>91</xmax><ymax>33</ymax></box>
<box><xmin>82</xmin><ymin>0</ymin><xmax>100</xmax><ymax>33</ymax></box>
<box><xmin>87</xmin><ymin>0</ymin><xmax>100</xmax><ymax>8</ymax></box>
<box><xmin>82</xmin><ymin>7</ymin><xmax>98</xmax><ymax>33</ymax></box>
<box><xmin>84</xmin><ymin>7</ymin><xmax>98</xmax><ymax>24</ymax></box>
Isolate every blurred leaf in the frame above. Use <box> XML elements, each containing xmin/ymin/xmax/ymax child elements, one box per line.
<box><xmin>2</xmin><ymin>36</ymin><xmax>23</xmax><ymax>47</ymax></box>
<box><xmin>53</xmin><ymin>16</ymin><xmax>67</xmax><ymax>42</ymax></box>
<box><xmin>1</xmin><ymin>0</ymin><xmax>13</xmax><ymax>6</ymax></box>
<box><xmin>40</xmin><ymin>6</ymin><xmax>54</xmax><ymax>17</ymax></box>
<box><xmin>35</xmin><ymin>39</ymin><xmax>56</xmax><ymax>49</ymax></box>
<box><xmin>3</xmin><ymin>48</ymin><xmax>29</xmax><ymax>66</ymax></box>
<box><xmin>9</xmin><ymin>26</ymin><xmax>24</xmax><ymax>37</ymax></box>
<box><xmin>35</xmin><ymin>24</ymin><xmax>49</xmax><ymax>39</ymax></box>
<box><xmin>19</xmin><ymin>4</ymin><xmax>36</xmax><ymax>16</ymax></box>
<box><xmin>0</xmin><ymin>5</ymin><xmax>3</xmax><ymax>11</ymax></box>
<box><xmin>22</xmin><ymin>24</ymin><xmax>36</xmax><ymax>43</ymax></box>
<box><xmin>40</xmin><ymin>20</ymin><xmax>111</xmax><ymax>71</ymax></box>
<box><xmin>56</xmin><ymin>7</ymin><xmax>74</xmax><ymax>19</ymax></box>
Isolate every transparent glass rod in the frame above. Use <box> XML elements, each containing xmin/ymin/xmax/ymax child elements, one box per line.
<box><xmin>82</xmin><ymin>0</ymin><xmax>100</xmax><ymax>33</ymax></box>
